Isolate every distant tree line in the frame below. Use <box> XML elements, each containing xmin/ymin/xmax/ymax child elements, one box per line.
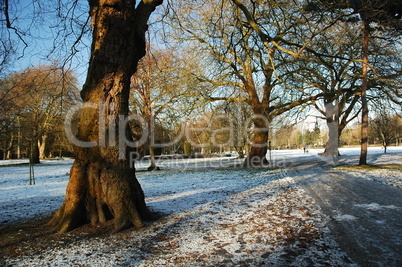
<box><xmin>0</xmin><ymin>65</ymin><xmax>80</xmax><ymax>162</ymax></box>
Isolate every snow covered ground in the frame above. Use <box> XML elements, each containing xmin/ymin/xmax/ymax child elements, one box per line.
<box><xmin>0</xmin><ymin>147</ymin><xmax>401</xmax><ymax>266</ymax></box>
<box><xmin>0</xmin><ymin>159</ymin><xmax>74</xmax><ymax>225</ymax></box>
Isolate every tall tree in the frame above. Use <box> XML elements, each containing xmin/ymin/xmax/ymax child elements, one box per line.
<box><xmin>369</xmin><ymin>109</ymin><xmax>401</xmax><ymax>153</ymax></box>
<box><xmin>291</xmin><ymin>21</ymin><xmax>362</xmax><ymax>158</ymax></box>
<box><xmin>163</xmin><ymin>0</ymin><xmax>325</xmax><ymax>166</ymax></box>
<box><xmin>312</xmin><ymin>0</ymin><xmax>402</xmax><ymax>164</ymax></box>
<box><xmin>130</xmin><ymin>46</ymin><xmax>199</xmax><ymax>170</ymax></box>
<box><xmin>48</xmin><ymin>0</ymin><xmax>163</xmax><ymax>233</ymax></box>
<box><xmin>0</xmin><ymin>65</ymin><xmax>79</xmax><ymax>161</ymax></box>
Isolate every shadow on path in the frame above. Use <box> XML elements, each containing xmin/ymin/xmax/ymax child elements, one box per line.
<box><xmin>289</xmin><ymin>157</ymin><xmax>402</xmax><ymax>266</ymax></box>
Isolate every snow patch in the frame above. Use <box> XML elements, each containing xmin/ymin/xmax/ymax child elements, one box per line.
<box><xmin>355</xmin><ymin>203</ymin><xmax>399</xmax><ymax>211</ymax></box>
<box><xmin>334</xmin><ymin>214</ymin><xmax>359</xmax><ymax>222</ymax></box>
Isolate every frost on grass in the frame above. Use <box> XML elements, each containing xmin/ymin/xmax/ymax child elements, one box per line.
<box><xmin>334</xmin><ymin>214</ymin><xmax>359</xmax><ymax>222</ymax></box>
<box><xmin>339</xmin><ymin>167</ymin><xmax>402</xmax><ymax>189</ymax></box>
<box><xmin>334</xmin><ymin>147</ymin><xmax>402</xmax><ymax>189</ymax></box>
<box><xmin>7</xmin><ymin>148</ymin><xmax>401</xmax><ymax>266</ymax></box>
<box><xmin>355</xmin><ymin>203</ymin><xmax>399</xmax><ymax>211</ymax></box>
<box><xmin>133</xmin><ymin>177</ymin><xmax>352</xmax><ymax>266</ymax></box>
<box><xmin>4</xmin><ymin>173</ymin><xmax>353</xmax><ymax>266</ymax></box>
<box><xmin>0</xmin><ymin>161</ymin><xmax>71</xmax><ymax>225</ymax></box>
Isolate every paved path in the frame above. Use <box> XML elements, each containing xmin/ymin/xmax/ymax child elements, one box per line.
<box><xmin>289</xmin><ymin>158</ymin><xmax>402</xmax><ymax>266</ymax></box>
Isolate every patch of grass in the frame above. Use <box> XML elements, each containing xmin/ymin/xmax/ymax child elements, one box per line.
<box><xmin>0</xmin><ymin>216</ymin><xmax>116</xmax><ymax>261</ymax></box>
<box><xmin>336</xmin><ymin>164</ymin><xmax>402</xmax><ymax>171</ymax></box>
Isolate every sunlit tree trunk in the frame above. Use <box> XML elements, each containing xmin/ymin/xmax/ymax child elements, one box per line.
<box><xmin>243</xmin><ymin>109</ymin><xmax>270</xmax><ymax>167</ymax></box>
<box><xmin>4</xmin><ymin>133</ymin><xmax>13</xmax><ymax>160</ymax></box>
<box><xmin>359</xmin><ymin>19</ymin><xmax>370</xmax><ymax>165</ymax></box>
<box><xmin>49</xmin><ymin>0</ymin><xmax>162</xmax><ymax>233</ymax></box>
<box><xmin>380</xmin><ymin>133</ymin><xmax>387</xmax><ymax>153</ymax></box>
<box><xmin>39</xmin><ymin>134</ymin><xmax>47</xmax><ymax>159</ymax></box>
<box><xmin>244</xmin><ymin>131</ymin><xmax>269</xmax><ymax>166</ymax></box>
<box><xmin>17</xmin><ymin>117</ymin><xmax>22</xmax><ymax>159</ymax></box>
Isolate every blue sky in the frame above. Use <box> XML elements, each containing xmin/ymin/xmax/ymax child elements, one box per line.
<box><xmin>5</xmin><ymin>0</ymin><xmax>91</xmax><ymax>87</ymax></box>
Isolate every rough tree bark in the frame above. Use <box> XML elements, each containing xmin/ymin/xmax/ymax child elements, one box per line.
<box><xmin>243</xmin><ymin>129</ymin><xmax>269</xmax><ymax>166</ymax></box>
<box><xmin>359</xmin><ymin>19</ymin><xmax>370</xmax><ymax>165</ymax></box>
<box><xmin>242</xmin><ymin>108</ymin><xmax>270</xmax><ymax>167</ymax></box>
<box><xmin>49</xmin><ymin>0</ymin><xmax>163</xmax><ymax>233</ymax></box>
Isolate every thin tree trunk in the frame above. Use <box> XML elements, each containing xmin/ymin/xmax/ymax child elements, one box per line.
<box><xmin>2</xmin><ymin>137</ymin><xmax>6</xmax><ymax>160</ymax></box>
<box><xmin>380</xmin><ymin>132</ymin><xmax>387</xmax><ymax>153</ymax></box>
<box><xmin>17</xmin><ymin>118</ymin><xmax>21</xmax><ymax>159</ymax></box>
<box><xmin>148</xmin><ymin>142</ymin><xmax>158</xmax><ymax>170</ymax></box>
<box><xmin>5</xmin><ymin>133</ymin><xmax>13</xmax><ymax>160</ymax></box>
<box><xmin>359</xmin><ymin>20</ymin><xmax>370</xmax><ymax>165</ymax></box>
<box><xmin>147</xmin><ymin>106</ymin><xmax>158</xmax><ymax>170</ymax></box>
<box><xmin>32</xmin><ymin>139</ymin><xmax>40</xmax><ymax>164</ymax></box>
<box><xmin>49</xmin><ymin>0</ymin><xmax>162</xmax><ymax>233</ymax></box>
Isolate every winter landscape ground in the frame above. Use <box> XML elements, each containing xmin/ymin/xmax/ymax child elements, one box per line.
<box><xmin>0</xmin><ymin>147</ymin><xmax>401</xmax><ymax>266</ymax></box>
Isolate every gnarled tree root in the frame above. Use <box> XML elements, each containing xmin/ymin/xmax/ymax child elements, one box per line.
<box><xmin>48</xmin><ymin>160</ymin><xmax>154</xmax><ymax>233</ymax></box>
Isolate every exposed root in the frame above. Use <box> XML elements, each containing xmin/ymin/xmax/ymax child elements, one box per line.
<box><xmin>49</xmin><ymin>159</ymin><xmax>153</xmax><ymax>233</ymax></box>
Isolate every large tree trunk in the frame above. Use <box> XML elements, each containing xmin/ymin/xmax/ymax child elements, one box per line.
<box><xmin>243</xmin><ymin>114</ymin><xmax>269</xmax><ymax>167</ymax></box>
<box><xmin>49</xmin><ymin>0</ymin><xmax>162</xmax><ymax>233</ymax></box>
<box><xmin>359</xmin><ymin>19</ymin><xmax>370</xmax><ymax>165</ymax></box>
<box><xmin>320</xmin><ymin>98</ymin><xmax>339</xmax><ymax>161</ymax></box>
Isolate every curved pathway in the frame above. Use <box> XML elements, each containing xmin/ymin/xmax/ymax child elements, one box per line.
<box><xmin>288</xmin><ymin>157</ymin><xmax>402</xmax><ymax>266</ymax></box>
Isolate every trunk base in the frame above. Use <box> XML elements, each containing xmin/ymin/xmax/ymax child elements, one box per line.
<box><xmin>242</xmin><ymin>155</ymin><xmax>269</xmax><ymax>168</ymax></box>
<box><xmin>147</xmin><ymin>165</ymin><xmax>161</xmax><ymax>171</ymax></box>
<box><xmin>318</xmin><ymin>148</ymin><xmax>340</xmax><ymax>157</ymax></box>
<box><xmin>48</xmin><ymin>160</ymin><xmax>155</xmax><ymax>233</ymax></box>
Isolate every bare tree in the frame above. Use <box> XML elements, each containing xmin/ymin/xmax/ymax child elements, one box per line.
<box><xmin>163</xmin><ymin>0</ymin><xmax>326</xmax><ymax>166</ymax></box>
<box><xmin>130</xmin><ymin>46</ymin><xmax>200</xmax><ymax>169</ymax></box>
<box><xmin>0</xmin><ymin>65</ymin><xmax>79</xmax><ymax>160</ymax></box>
<box><xmin>289</xmin><ymin>21</ymin><xmax>363</xmax><ymax>158</ymax></box>
<box><xmin>311</xmin><ymin>0</ymin><xmax>402</xmax><ymax>164</ymax></box>
<box><xmin>184</xmin><ymin>102</ymin><xmax>251</xmax><ymax>156</ymax></box>
<box><xmin>369</xmin><ymin>109</ymin><xmax>400</xmax><ymax>153</ymax></box>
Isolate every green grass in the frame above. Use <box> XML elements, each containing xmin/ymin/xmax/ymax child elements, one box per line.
<box><xmin>336</xmin><ymin>164</ymin><xmax>402</xmax><ymax>171</ymax></box>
